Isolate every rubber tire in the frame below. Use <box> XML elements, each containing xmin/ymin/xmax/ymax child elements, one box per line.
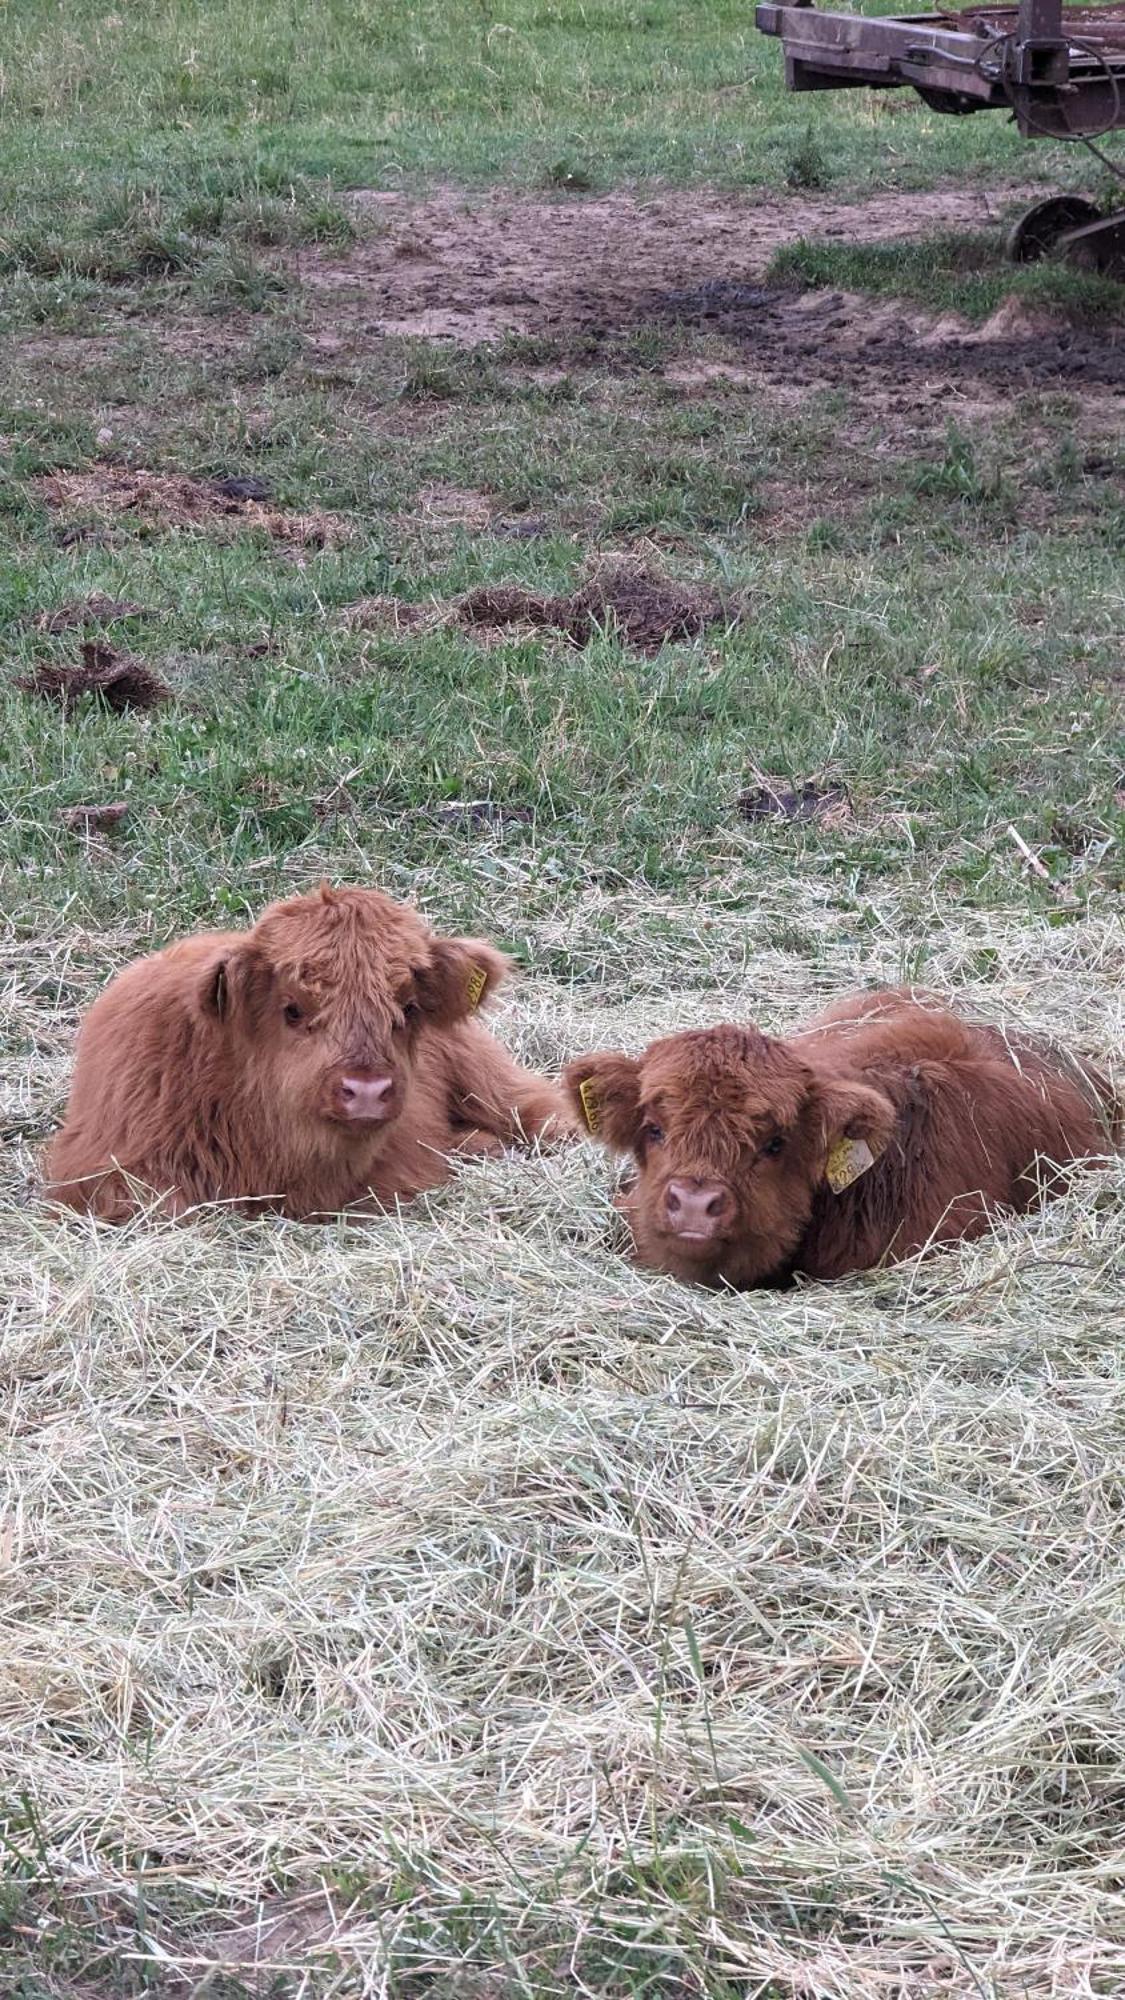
<box><xmin>1006</xmin><ymin>195</ymin><xmax>1101</xmax><ymax>265</ymax></box>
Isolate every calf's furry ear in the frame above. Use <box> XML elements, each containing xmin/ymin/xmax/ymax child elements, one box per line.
<box><xmin>417</xmin><ymin>938</ymin><xmax>510</xmax><ymax>1025</ymax></box>
<box><xmin>197</xmin><ymin>946</ymin><xmax>253</xmax><ymax>1023</ymax></box>
<box><xmin>816</xmin><ymin>1077</ymin><xmax>896</xmax><ymax>1156</ymax></box>
<box><xmin>563</xmin><ymin>1052</ymin><xmax>642</xmax><ymax>1150</ymax></box>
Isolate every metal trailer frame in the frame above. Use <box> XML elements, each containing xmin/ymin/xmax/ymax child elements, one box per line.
<box><xmin>755</xmin><ymin>0</ymin><xmax>1125</xmax><ymax>268</ymax></box>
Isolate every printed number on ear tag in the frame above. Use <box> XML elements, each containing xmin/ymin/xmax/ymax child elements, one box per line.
<box><xmin>466</xmin><ymin>967</ymin><xmax>489</xmax><ymax>1011</ymax></box>
<box><xmin>578</xmin><ymin>1079</ymin><xmax>601</xmax><ymax>1135</ymax></box>
<box><xmin>826</xmin><ymin>1136</ymin><xmax>877</xmax><ymax>1194</ymax></box>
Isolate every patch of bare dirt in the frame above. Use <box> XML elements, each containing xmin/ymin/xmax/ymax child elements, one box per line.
<box><xmin>194</xmin><ymin>1892</ymin><xmax>342</xmax><ymax>1984</ymax></box>
<box><xmin>302</xmin><ymin>185</ymin><xmax>1124</xmax><ymax>434</ymax></box>
<box><xmin>25</xmin><ymin>593</ymin><xmax>149</xmax><ymax>634</ymax></box>
<box><xmin>35</xmin><ymin>467</ymin><xmax>350</xmax><ymax>546</ymax></box>
<box><xmin>964</xmin><ymin>294</ymin><xmax>1066</xmax><ymax>342</ymax></box>
<box><xmin>17</xmin><ymin>641</ymin><xmax>171</xmax><ymax>713</ymax></box>
<box><xmin>321</xmin><ymin>185</ymin><xmax>1015</xmax><ymax>343</ymax></box>
<box><xmin>641</xmin><ymin>279</ymin><xmax>1125</xmax><ymax>397</ymax></box>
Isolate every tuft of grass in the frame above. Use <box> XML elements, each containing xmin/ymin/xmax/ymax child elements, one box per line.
<box><xmin>544</xmin><ymin>156</ymin><xmax>598</xmax><ymax>193</ymax></box>
<box><xmin>193</xmin><ymin>246</ymin><xmax>290</xmax><ymax>314</ymax></box>
<box><xmin>784</xmin><ymin>123</ymin><xmax>833</xmax><ymax>192</ymax></box>
<box><xmin>906</xmin><ymin>424</ymin><xmax>1016</xmax><ymax>514</ymax></box>
<box><xmin>770</xmin><ymin>229</ymin><xmax>1125</xmax><ymax>322</ymax></box>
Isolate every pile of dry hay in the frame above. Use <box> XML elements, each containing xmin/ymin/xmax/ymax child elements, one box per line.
<box><xmin>2</xmin><ymin>877</ymin><xmax>1123</xmax><ymax>1997</ymax></box>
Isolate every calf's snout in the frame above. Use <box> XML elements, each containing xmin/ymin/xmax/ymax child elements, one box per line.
<box><xmin>335</xmin><ymin>1073</ymin><xmax>396</xmax><ymax>1122</ymax></box>
<box><xmin>664</xmin><ymin>1176</ymin><xmax>734</xmax><ymax>1240</ymax></box>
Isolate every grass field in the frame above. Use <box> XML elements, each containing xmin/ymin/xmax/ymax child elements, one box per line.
<box><xmin>3</xmin><ymin>1</ymin><xmax>1125</xmax><ymax>1995</ymax></box>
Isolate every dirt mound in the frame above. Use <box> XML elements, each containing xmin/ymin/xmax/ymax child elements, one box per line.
<box><xmin>459</xmin><ymin>562</ymin><xmax>731</xmax><ymax>655</ymax></box>
<box><xmin>25</xmin><ymin>593</ymin><xmax>149</xmax><ymax>634</ymax></box>
<box><xmin>57</xmin><ymin>800</ymin><xmax>129</xmax><ymax>832</ymax></box>
<box><xmin>337</xmin><ymin>563</ymin><xmax>732</xmax><ymax>655</ymax></box>
<box><xmin>17</xmin><ymin>641</ymin><xmax>170</xmax><ymax>713</ymax></box>
<box><xmin>966</xmin><ymin>293</ymin><xmax>1066</xmax><ymax>342</ymax></box>
<box><xmin>35</xmin><ymin>467</ymin><xmax>349</xmax><ymax>546</ymax></box>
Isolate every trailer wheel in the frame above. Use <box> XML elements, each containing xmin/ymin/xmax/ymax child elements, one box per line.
<box><xmin>1006</xmin><ymin>195</ymin><xmax>1100</xmax><ymax>264</ymax></box>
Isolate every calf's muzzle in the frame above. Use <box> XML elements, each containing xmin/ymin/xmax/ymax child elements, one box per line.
<box><xmin>664</xmin><ymin>1176</ymin><xmax>734</xmax><ymax>1241</ymax></box>
<box><xmin>334</xmin><ymin>1072</ymin><xmax>396</xmax><ymax>1123</ymax></box>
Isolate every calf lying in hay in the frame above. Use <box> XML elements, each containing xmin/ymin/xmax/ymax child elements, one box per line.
<box><xmin>565</xmin><ymin>987</ymin><xmax>1121</xmax><ymax>1288</ymax></box>
<box><xmin>46</xmin><ymin>883</ymin><xmax>571</xmax><ymax>1222</ymax></box>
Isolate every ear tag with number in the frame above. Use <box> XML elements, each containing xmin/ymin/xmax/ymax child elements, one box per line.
<box><xmin>466</xmin><ymin>966</ymin><xmax>488</xmax><ymax>1011</ymax></box>
<box><xmin>825</xmin><ymin>1136</ymin><xmax>878</xmax><ymax>1194</ymax></box>
<box><xmin>577</xmin><ymin>1079</ymin><xmax>601</xmax><ymax>1135</ymax></box>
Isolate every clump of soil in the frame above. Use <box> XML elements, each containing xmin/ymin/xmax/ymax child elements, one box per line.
<box><xmin>336</xmin><ymin>562</ymin><xmax>733</xmax><ymax>656</ymax></box>
<box><xmin>25</xmin><ymin>593</ymin><xmax>150</xmax><ymax>634</ymax></box>
<box><xmin>35</xmin><ymin>467</ymin><xmax>349</xmax><ymax>547</ymax></box>
<box><xmin>738</xmin><ymin>777</ymin><xmax>852</xmax><ymax>826</ymax></box>
<box><xmin>18</xmin><ymin>641</ymin><xmax>171</xmax><ymax>713</ymax></box>
<box><xmin>969</xmin><ymin>294</ymin><xmax>1064</xmax><ymax>343</ymax></box>
<box><xmin>57</xmin><ymin>800</ymin><xmax>129</xmax><ymax>832</ymax></box>
<box><xmin>210</xmin><ymin>475</ymin><xmax>274</xmax><ymax>503</ymax></box>
<box><xmin>458</xmin><ymin>560</ymin><xmax>731</xmax><ymax>656</ymax></box>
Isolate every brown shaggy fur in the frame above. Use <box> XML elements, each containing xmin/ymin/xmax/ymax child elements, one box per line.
<box><xmin>45</xmin><ymin>884</ymin><xmax>572</xmax><ymax>1222</ymax></box>
<box><xmin>565</xmin><ymin>988</ymin><xmax>1121</xmax><ymax>1289</ymax></box>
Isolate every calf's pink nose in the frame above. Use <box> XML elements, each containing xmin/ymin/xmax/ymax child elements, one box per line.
<box><xmin>337</xmin><ymin>1074</ymin><xmax>395</xmax><ymax>1121</ymax></box>
<box><xmin>665</xmin><ymin>1177</ymin><xmax>732</xmax><ymax>1238</ymax></box>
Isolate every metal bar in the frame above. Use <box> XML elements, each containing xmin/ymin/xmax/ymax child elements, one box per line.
<box><xmin>1017</xmin><ymin>0</ymin><xmax>1064</xmax><ymax>41</ymax></box>
<box><xmin>1057</xmin><ymin>211</ymin><xmax>1125</xmax><ymax>271</ymax></box>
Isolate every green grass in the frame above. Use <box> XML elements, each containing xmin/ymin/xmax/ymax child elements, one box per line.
<box><xmin>2</xmin><ymin>321</ymin><xmax>1122</xmax><ymax>932</ymax></box>
<box><xmin>0</xmin><ymin>0</ymin><xmax>1075</xmax><ymax>280</ymax></box>
<box><xmin>771</xmin><ymin>229</ymin><xmax>1125</xmax><ymax>322</ymax></box>
<box><xmin>2</xmin><ymin>2</ymin><xmax>1125</xmax><ymax>1996</ymax></box>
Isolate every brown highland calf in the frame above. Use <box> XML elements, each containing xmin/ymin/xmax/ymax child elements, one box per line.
<box><xmin>46</xmin><ymin>883</ymin><xmax>571</xmax><ymax>1221</ymax></box>
<box><xmin>565</xmin><ymin>987</ymin><xmax>1120</xmax><ymax>1288</ymax></box>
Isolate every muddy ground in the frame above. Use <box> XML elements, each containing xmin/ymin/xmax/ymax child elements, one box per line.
<box><xmin>299</xmin><ymin>186</ymin><xmax>1125</xmax><ymax>412</ymax></box>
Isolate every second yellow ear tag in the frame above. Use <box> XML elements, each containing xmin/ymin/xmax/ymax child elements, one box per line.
<box><xmin>578</xmin><ymin>1079</ymin><xmax>601</xmax><ymax>1134</ymax></box>
<box><xmin>466</xmin><ymin>966</ymin><xmax>488</xmax><ymax>1010</ymax></box>
<box><xmin>826</xmin><ymin>1137</ymin><xmax>877</xmax><ymax>1194</ymax></box>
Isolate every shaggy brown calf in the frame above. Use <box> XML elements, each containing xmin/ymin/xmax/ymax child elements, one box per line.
<box><xmin>46</xmin><ymin>883</ymin><xmax>570</xmax><ymax>1222</ymax></box>
<box><xmin>565</xmin><ymin>988</ymin><xmax>1120</xmax><ymax>1288</ymax></box>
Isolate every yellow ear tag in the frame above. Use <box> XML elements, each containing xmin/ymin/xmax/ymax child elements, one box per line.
<box><xmin>825</xmin><ymin>1136</ymin><xmax>877</xmax><ymax>1194</ymax></box>
<box><xmin>466</xmin><ymin>966</ymin><xmax>488</xmax><ymax>1011</ymax></box>
<box><xmin>578</xmin><ymin>1079</ymin><xmax>601</xmax><ymax>1135</ymax></box>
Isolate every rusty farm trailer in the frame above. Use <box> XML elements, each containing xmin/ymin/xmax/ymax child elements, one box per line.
<box><xmin>756</xmin><ymin>0</ymin><xmax>1125</xmax><ymax>270</ymax></box>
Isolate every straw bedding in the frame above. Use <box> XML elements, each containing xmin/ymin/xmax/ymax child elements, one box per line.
<box><xmin>2</xmin><ymin>880</ymin><xmax>1123</xmax><ymax>1996</ymax></box>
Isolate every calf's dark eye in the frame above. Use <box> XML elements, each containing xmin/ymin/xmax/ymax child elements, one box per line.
<box><xmin>403</xmin><ymin>1000</ymin><xmax>420</xmax><ymax>1022</ymax></box>
<box><xmin>643</xmin><ymin>1123</ymin><xmax>665</xmax><ymax>1145</ymax></box>
<box><xmin>283</xmin><ymin>1002</ymin><xmax>303</xmax><ymax>1026</ymax></box>
<box><xmin>762</xmin><ymin>1134</ymin><xmax>785</xmax><ymax>1157</ymax></box>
